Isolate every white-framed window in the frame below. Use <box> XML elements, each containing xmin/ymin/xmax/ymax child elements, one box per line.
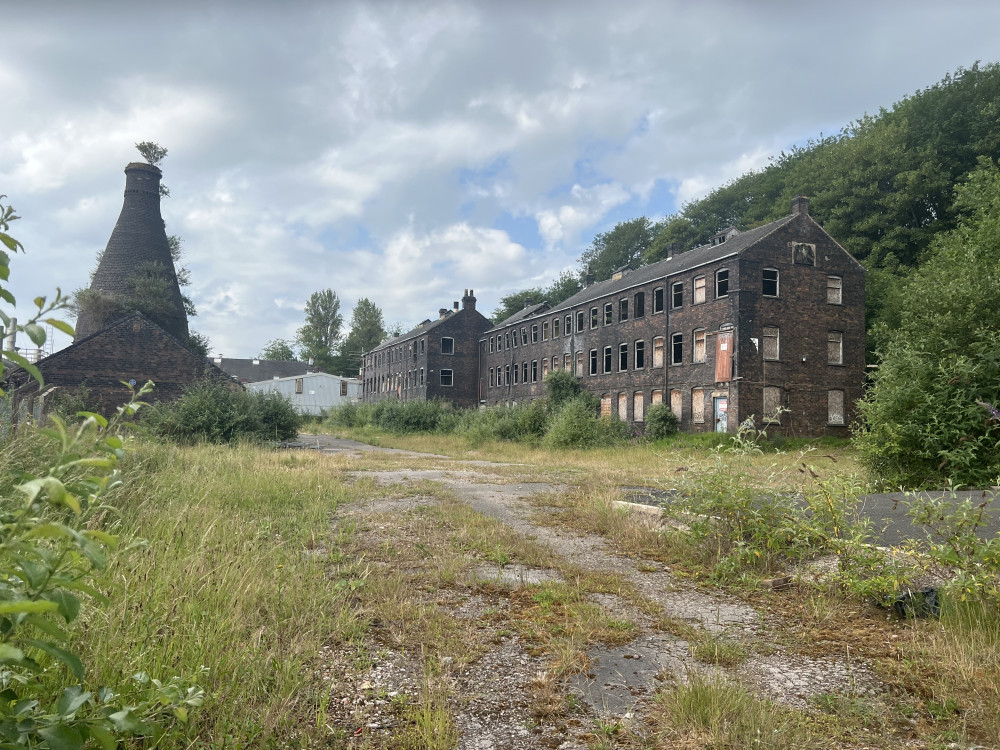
<box><xmin>531</xmin><ymin>325</ymin><xmax>538</xmax><ymax>343</ymax></box>
<box><xmin>489</xmin><ymin>367</ymin><xmax>494</xmax><ymax>387</ymax></box>
<box><xmin>652</xmin><ymin>336</ymin><xmax>665</xmax><ymax>367</ymax></box>
<box><xmin>763</xmin><ymin>268</ymin><xmax>779</xmax><ymax>297</ymax></box>
<box><xmin>634</xmin><ymin>340</ymin><xmax>645</xmax><ymax>369</ymax></box>
<box><xmin>671</xmin><ymin>333</ymin><xmax>683</xmax><ymax>365</ymax></box>
<box><xmin>565</xmin><ymin>314</ymin><xmax>572</xmax><ymax>335</ymax></box>
<box><xmin>604</xmin><ymin>302</ymin><xmax>613</xmax><ymax>325</ymax></box>
<box><xmin>521</xmin><ymin>327</ymin><xmax>527</xmax><ymax>345</ymax></box>
<box><xmin>827</xmin><ymin>276</ymin><xmax>843</xmax><ymax>304</ymax></box>
<box><xmin>563</xmin><ymin>353</ymin><xmax>571</xmax><ymax>370</ymax></box>
<box><xmin>531</xmin><ymin>360</ymin><xmax>538</xmax><ymax>382</ymax></box>
<box><xmin>763</xmin><ymin>386</ymin><xmax>782</xmax><ymax>422</ymax></box>
<box><xmin>553</xmin><ymin>317</ymin><xmax>560</xmax><ymax>338</ymax></box>
<box><xmin>504</xmin><ymin>332</ymin><xmax>510</xmax><ymax>350</ymax></box>
<box><xmin>693</xmin><ymin>276</ymin><xmax>706</xmax><ymax>304</ymax></box>
<box><xmin>828</xmin><ymin>331</ymin><xmax>843</xmax><ymax>365</ymax></box>
<box><xmin>693</xmin><ymin>329</ymin><xmax>706</xmax><ymax>363</ymax></box>
<box><xmin>603</xmin><ymin>346</ymin><xmax>613</xmax><ymax>373</ymax></box>
<box><xmin>542</xmin><ymin>321</ymin><xmax>549</xmax><ymax>340</ymax></box>
<box><xmin>653</xmin><ymin>287</ymin><xmax>664</xmax><ymax>314</ymax></box>
<box><xmin>441</xmin><ymin>337</ymin><xmax>455</xmax><ymax>354</ymax></box>
<box><xmin>440</xmin><ymin>369</ymin><xmax>454</xmax><ymax>386</ymax></box>
<box><xmin>577</xmin><ymin>311</ymin><xmax>585</xmax><ymax>332</ymax></box>
<box><xmin>619</xmin><ymin>299</ymin><xmax>629</xmax><ymax>322</ymax></box>
<box><xmin>828</xmin><ymin>390</ymin><xmax>846</xmax><ymax>425</ymax></box>
<box><xmin>489</xmin><ymin>337</ymin><xmax>495</xmax><ymax>353</ymax></box>
<box><xmin>763</xmin><ymin>326</ymin><xmax>779</xmax><ymax>361</ymax></box>
<box><xmin>589</xmin><ymin>349</ymin><xmax>598</xmax><ymax>376</ymax></box>
<box><xmin>512</xmin><ymin>363</ymin><xmax>518</xmax><ymax>384</ymax></box>
<box><xmin>619</xmin><ymin>343</ymin><xmax>628</xmax><ymax>371</ymax></box>
<box><xmin>590</xmin><ymin>307</ymin><xmax>599</xmax><ymax>329</ymax></box>
<box><xmin>716</xmin><ymin>269</ymin><xmax>729</xmax><ymax>298</ymax></box>
<box><xmin>671</xmin><ymin>281</ymin><xmax>683</xmax><ymax>309</ymax></box>
<box><xmin>504</xmin><ymin>365</ymin><xmax>510</xmax><ymax>385</ymax></box>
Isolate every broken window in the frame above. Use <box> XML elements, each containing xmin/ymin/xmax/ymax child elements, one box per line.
<box><xmin>828</xmin><ymin>390</ymin><xmax>845</xmax><ymax>425</ymax></box>
<box><xmin>634</xmin><ymin>292</ymin><xmax>645</xmax><ymax>318</ymax></box>
<box><xmin>828</xmin><ymin>331</ymin><xmax>843</xmax><ymax>365</ymax></box>
<box><xmin>619</xmin><ymin>343</ymin><xmax>628</xmax><ymax>371</ymax></box>
<box><xmin>763</xmin><ymin>386</ymin><xmax>781</xmax><ymax>422</ymax></box>
<box><xmin>671</xmin><ymin>333</ymin><xmax>683</xmax><ymax>365</ymax></box>
<box><xmin>441</xmin><ymin>337</ymin><xmax>454</xmax><ymax>354</ymax></box>
<box><xmin>653</xmin><ymin>287</ymin><xmax>664</xmax><ymax>313</ymax></box>
<box><xmin>671</xmin><ymin>281</ymin><xmax>683</xmax><ymax>309</ymax></box>
<box><xmin>634</xmin><ymin>340</ymin><xmax>645</xmax><ymax>369</ymax></box>
<box><xmin>793</xmin><ymin>242</ymin><xmax>816</xmax><ymax>266</ymax></box>
<box><xmin>693</xmin><ymin>276</ymin><xmax>706</xmax><ymax>304</ymax></box>
<box><xmin>693</xmin><ymin>329</ymin><xmax>706</xmax><ymax>363</ymax></box>
<box><xmin>619</xmin><ymin>299</ymin><xmax>628</xmax><ymax>322</ymax></box>
<box><xmin>604</xmin><ymin>302</ymin><xmax>613</xmax><ymax>325</ymax></box>
<box><xmin>692</xmin><ymin>388</ymin><xmax>705</xmax><ymax>423</ymax></box>
<box><xmin>763</xmin><ymin>326</ymin><xmax>779</xmax><ymax>361</ymax></box>
<box><xmin>763</xmin><ymin>268</ymin><xmax>779</xmax><ymax>297</ymax></box>
<box><xmin>827</xmin><ymin>276</ymin><xmax>842</xmax><ymax>304</ymax></box>
<box><xmin>652</xmin><ymin>337</ymin><xmax>665</xmax><ymax>367</ymax></box>
<box><xmin>716</xmin><ymin>269</ymin><xmax>729</xmax><ymax>298</ymax></box>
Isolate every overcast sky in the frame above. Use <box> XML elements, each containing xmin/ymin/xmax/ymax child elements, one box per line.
<box><xmin>3</xmin><ymin>1</ymin><xmax>999</xmax><ymax>359</ymax></box>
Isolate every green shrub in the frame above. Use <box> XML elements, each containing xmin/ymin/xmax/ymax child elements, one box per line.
<box><xmin>326</xmin><ymin>401</ymin><xmax>374</xmax><ymax>428</ymax></box>
<box><xmin>543</xmin><ymin>398</ymin><xmax>630</xmax><ymax>448</ymax></box>
<box><xmin>369</xmin><ymin>399</ymin><xmax>458</xmax><ymax>433</ymax></box>
<box><xmin>645</xmin><ymin>403</ymin><xmax>679</xmax><ymax>440</ymax></box>
<box><xmin>142</xmin><ymin>380</ymin><xmax>301</xmax><ymax>443</ymax></box>
<box><xmin>457</xmin><ymin>400</ymin><xmax>551</xmax><ymax>445</ymax></box>
<box><xmin>544</xmin><ymin>369</ymin><xmax>585</xmax><ymax>409</ymax></box>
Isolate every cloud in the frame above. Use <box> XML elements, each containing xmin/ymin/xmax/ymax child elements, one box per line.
<box><xmin>535</xmin><ymin>183</ymin><xmax>632</xmax><ymax>248</ymax></box>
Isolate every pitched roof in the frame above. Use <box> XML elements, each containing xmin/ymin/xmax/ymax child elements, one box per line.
<box><xmin>209</xmin><ymin>357</ymin><xmax>321</xmax><ymax>383</ymax></box>
<box><xmin>490</xmin><ymin>302</ymin><xmax>550</xmax><ymax>331</ymax></box>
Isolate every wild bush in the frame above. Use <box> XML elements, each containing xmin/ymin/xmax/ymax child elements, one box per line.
<box><xmin>543</xmin><ymin>398</ymin><xmax>630</xmax><ymax>448</ymax></box>
<box><xmin>457</xmin><ymin>400</ymin><xmax>551</xmax><ymax>445</ymax></box>
<box><xmin>142</xmin><ymin>380</ymin><xmax>301</xmax><ymax>443</ymax></box>
<box><xmin>644</xmin><ymin>403</ymin><xmax>679</xmax><ymax>441</ymax></box>
<box><xmin>543</xmin><ymin>369</ymin><xmax>584</xmax><ymax>409</ymax></box>
<box><xmin>369</xmin><ymin>399</ymin><xmax>459</xmax><ymax>433</ymax></box>
<box><xmin>326</xmin><ymin>400</ymin><xmax>374</xmax><ymax>428</ymax></box>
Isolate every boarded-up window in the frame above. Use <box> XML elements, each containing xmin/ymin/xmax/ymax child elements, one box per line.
<box><xmin>763</xmin><ymin>326</ymin><xmax>779</xmax><ymax>360</ymax></box>
<box><xmin>692</xmin><ymin>388</ymin><xmax>705</xmax><ymax>423</ymax></box>
<box><xmin>652</xmin><ymin>337</ymin><xmax>665</xmax><ymax>367</ymax></box>
<box><xmin>670</xmin><ymin>389</ymin><xmax>683</xmax><ymax>419</ymax></box>
<box><xmin>828</xmin><ymin>390</ymin><xmax>845</xmax><ymax>425</ymax></box>
<box><xmin>341</xmin><ymin>381</ymin><xmax>348</xmax><ymax>397</ymax></box>
<box><xmin>542</xmin><ymin>359</ymin><xmax>549</xmax><ymax>377</ymax></box>
<box><xmin>763</xmin><ymin>386</ymin><xmax>781</xmax><ymax>422</ymax></box>
<box><xmin>827</xmin><ymin>276</ymin><xmax>843</xmax><ymax>304</ymax></box>
<box><xmin>564</xmin><ymin>353</ymin><xmax>571</xmax><ymax>371</ymax></box>
<box><xmin>576</xmin><ymin>352</ymin><xmax>583</xmax><ymax>376</ymax></box>
<box><xmin>828</xmin><ymin>331</ymin><xmax>843</xmax><ymax>364</ymax></box>
<box><xmin>651</xmin><ymin>389</ymin><xmax>663</xmax><ymax>406</ymax></box>
<box><xmin>715</xmin><ymin>331</ymin><xmax>732</xmax><ymax>382</ymax></box>
<box><xmin>693</xmin><ymin>329</ymin><xmax>706</xmax><ymax>363</ymax></box>
<box><xmin>600</xmin><ymin>394</ymin><xmax>612</xmax><ymax>417</ymax></box>
<box><xmin>633</xmin><ymin>392</ymin><xmax>644</xmax><ymax>422</ymax></box>
<box><xmin>295</xmin><ymin>378</ymin><xmax>304</xmax><ymax>394</ymax></box>
<box><xmin>694</xmin><ymin>276</ymin><xmax>706</xmax><ymax>304</ymax></box>
<box><xmin>618</xmin><ymin>392</ymin><xmax>628</xmax><ymax>419</ymax></box>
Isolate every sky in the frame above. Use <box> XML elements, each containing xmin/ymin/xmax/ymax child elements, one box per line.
<box><xmin>3</xmin><ymin>0</ymin><xmax>1000</xmax><ymax>360</ymax></box>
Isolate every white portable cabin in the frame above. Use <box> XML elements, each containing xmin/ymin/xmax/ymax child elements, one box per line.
<box><xmin>246</xmin><ymin>372</ymin><xmax>362</xmax><ymax>416</ymax></box>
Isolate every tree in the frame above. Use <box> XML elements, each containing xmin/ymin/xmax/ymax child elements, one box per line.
<box><xmin>259</xmin><ymin>338</ymin><xmax>297</xmax><ymax>361</ymax></box>
<box><xmin>855</xmin><ymin>158</ymin><xmax>1000</xmax><ymax>488</ymax></box>
<box><xmin>578</xmin><ymin>217</ymin><xmax>655</xmax><ymax>283</ymax></box>
<box><xmin>491</xmin><ymin>286</ymin><xmax>545</xmax><ymax>323</ymax></box>
<box><xmin>135</xmin><ymin>141</ymin><xmax>170</xmax><ymax>198</ymax></box>
<box><xmin>295</xmin><ymin>289</ymin><xmax>342</xmax><ymax>371</ymax></box>
<box><xmin>335</xmin><ymin>298</ymin><xmax>386</xmax><ymax>376</ymax></box>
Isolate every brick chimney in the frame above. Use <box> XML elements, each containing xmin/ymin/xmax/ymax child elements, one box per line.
<box><xmin>462</xmin><ymin>288</ymin><xmax>476</xmax><ymax>311</ymax></box>
<box><xmin>791</xmin><ymin>195</ymin><xmax>810</xmax><ymax>216</ymax></box>
<box><xmin>584</xmin><ymin>266</ymin><xmax>595</xmax><ymax>286</ymax></box>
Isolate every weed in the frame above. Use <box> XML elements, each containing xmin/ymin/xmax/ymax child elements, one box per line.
<box><xmin>692</xmin><ymin>634</ymin><xmax>750</xmax><ymax>667</ymax></box>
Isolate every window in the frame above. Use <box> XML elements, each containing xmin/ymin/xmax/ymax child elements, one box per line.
<box><xmin>693</xmin><ymin>276</ymin><xmax>706</xmax><ymax>304</ymax></box>
<box><xmin>564</xmin><ymin>353</ymin><xmax>571</xmax><ymax>370</ymax></box>
<box><xmin>489</xmin><ymin>337</ymin><xmax>494</xmax><ymax>353</ymax></box>
<box><xmin>521</xmin><ymin>328</ymin><xmax>527</xmax><ymax>345</ymax></box>
<box><xmin>603</xmin><ymin>346</ymin><xmax>613</xmax><ymax>374</ymax></box>
<box><xmin>828</xmin><ymin>331</ymin><xmax>843</xmax><ymax>365</ymax></box>
<box><xmin>691</xmin><ymin>329</ymin><xmax>705</xmax><ymax>362</ymax></box>
<box><xmin>513</xmin><ymin>363</ymin><xmax>518</xmax><ymax>384</ymax></box>
<box><xmin>633</xmin><ymin>392</ymin><xmax>644</xmax><ymax>422</ymax></box>
<box><xmin>531</xmin><ymin>360</ymin><xmax>538</xmax><ymax>382</ymax></box>
<box><xmin>441</xmin><ymin>337</ymin><xmax>455</xmax><ymax>354</ymax></box>
<box><xmin>420</xmin><ymin>339</ymin><xmax>425</xmax><ymax>354</ymax></box>
<box><xmin>604</xmin><ymin>302</ymin><xmax>613</xmax><ymax>325</ymax></box>
<box><xmin>512</xmin><ymin>329</ymin><xmax>518</xmax><ymax>347</ymax></box>
<box><xmin>763</xmin><ymin>326</ymin><xmax>779</xmax><ymax>360</ymax></box>
<box><xmin>763</xmin><ymin>268</ymin><xmax>779</xmax><ymax>297</ymax></box>
<box><xmin>295</xmin><ymin>378</ymin><xmax>303</xmax><ymax>394</ymax></box>
<box><xmin>440</xmin><ymin>369</ymin><xmax>453</xmax><ymax>386</ymax></box>
<box><xmin>589</xmin><ymin>349</ymin><xmax>598</xmax><ymax>376</ymax></box>
<box><xmin>504</xmin><ymin>365</ymin><xmax>510</xmax><ymax>385</ymax></box>
<box><xmin>576</xmin><ymin>351</ymin><xmax>584</xmax><ymax>376</ymax></box>
<box><xmin>670</xmin><ymin>390</ymin><xmax>682</xmax><ymax>419</ymax></box>
<box><xmin>531</xmin><ymin>325</ymin><xmax>538</xmax><ymax>343</ymax></box>
<box><xmin>670</xmin><ymin>281</ymin><xmax>683</xmax><ymax>309</ymax></box>
<box><xmin>634</xmin><ymin>292</ymin><xmax>645</xmax><ymax>318</ymax></box>
<box><xmin>577</xmin><ymin>311</ymin><xmax>585</xmax><ymax>332</ymax></box>
<box><xmin>522</xmin><ymin>362</ymin><xmax>528</xmax><ymax>382</ymax></box>
<box><xmin>692</xmin><ymin>388</ymin><xmax>705</xmax><ymax>423</ymax></box>
<box><xmin>793</xmin><ymin>242</ymin><xmax>816</xmax><ymax>266</ymax></box>
<box><xmin>504</xmin><ymin>332</ymin><xmax>510</xmax><ymax>349</ymax></box>
<box><xmin>634</xmin><ymin>340</ymin><xmax>645</xmax><ymax>369</ymax></box>
<box><xmin>671</xmin><ymin>333</ymin><xmax>683</xmax><ymax>365</ymax></box>
<box><xmin>651</xmin><ymin>389</ymin><xmax>663</xmax><ymax>406</ymax></box>
<box><xmin>542</xmin><ymin>359</ymin><xmax>549</xmax><ymax>377</ymax></box>
<box><xmin>828</xmin><ymin>390</ymin><xmax>846</xmax><ymax>425</ymax></box>
<box><xmin>619</xmin><ymin>299</ymin><xmax>628</xmax><ymax>322</ymax></box>
<box><xmin>489</xmin><ymin>367</ymin><xmax>494</xmax><ymax>387</ymax></box>
<box><xmin>618</xmin><ymin>392</ymin><xmax>628</xmax><ymax>420</ymax></box>
<box><xmin>763</xmin><ymin>386</ymin><xmax>782</xmax><ymax>422</ymax></box>
<box><xmin>619</xmin><ymin>343</ymin><xmax>628</xmax><ymax>371</ymax></box>
<box><xmin>716</xmin><ymin>269</ymin><xmax>729</xmax><ymax>298</ymax></box>
<box><xmin>542</xmin><ymin>321</ymin><xmax>549</xmax><ymax>340</ymax></box>
<box><xmin>827</xmin><ymin>276</ymin><xmax>843</xmax><ymax>304</ymax></box>
<box><xmin>590</xmin><ymin>308</ymin><xmax>599</xmax><ymax>329</ymax></box>
<box><xmin>565</xmin><ymin>315</ymin><xmax>572</xmax><ymax>335</ymax></box>
<box><xmin>553</xmin><ymin>318</ymin><xmax>560</xmax><ymax>338</ymax></box>
<box><xmin>419</xmin><ymin>368</ymin><xmax>424</xmax><ymax>386</ymax></box>
<box><xmin>652</xmin><ymin>337</ymin><xmax>665</xmax><ymax>367</ymax></box>
<box><xmin>653</xmin><ymin>287</ymin><xmax>664</xmax><ymax>314</ymax></box>
<box><xmin>551</xmin><ymin>355</ymin><xmax>558</xmax><ymax>370</ymax></box>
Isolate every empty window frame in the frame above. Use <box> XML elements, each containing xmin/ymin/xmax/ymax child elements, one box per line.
<box><xmin>531</xmin><ymin>325</ymin><xmax>538</xmax><ymax>343</ymax></box>
<box><xmin>692</xmin><ymin>387</ymin><xmax>705</xmax><ymax>423</ymax></box>
<box><xmin>763</xmin><ymin>326</ymin><xmax>780</xmax><ymax>361</ymax></box>
<box><xmin>603</xmin><ymin>346</ymin><xmax>613</xmax><ymax>374</ymax></box>
<box><xmin>653</xmin><ymin>287</ymin><xmax>664</xmax><ymax>314</ymax></box>
<box><xmin>693</xmin><ymin>276</ymin><xmax>706</xmax><ymax>304</ymax></box>
<box><xmin>763</xmin><ymin>268</ymin><xmax>779</xmax><ymax>297</ymax></box>
<box><xmin>589</xmin><ymin>349</ymin><xmax>598</xmax><ymax>376</ymax></box>
<box><xmin>542</xmin><ymin>321</ymin><xmax>549</xmax><ymax>340</ymax></box>
<box><xmin>671</xmin><ymin>333</ymin><xmax>683</xmax><ymax>365</ymax></box>
<box><xmin>565</xmin><ymin>315</ymin><xmax>573</xmax><ymax>335</ymax></box>
<box><xmin>634</xmin><ymin>340</ymin><xmax>645</xmax><ymax>369</ymax></box>
<box><xmin>652</xmin><ymin>336</ymin><xmax>665</xmax><ymax>367</ymax></box>
<box><xmin>441</xmin><ymin>337</ymin><xmax>455</xmax><ymax>354</ymax></box>
<box><xmin>619</xmin><ymin>343</ymin><xmax>628</xmax><ymax>371</ymax></box>
<box><xmin>671</xmin><ymin>281</ymin><xmax>684</xmax><ymax>309</ymax></box>
<box><xmin>716</xmin><ymin>269</ymin><xmax>729</xmax><ymax>298</ymax></box>
<box><xmin>693</xmin><ymin>329</ymin><xmax>706</xmax><ymax>363</ymax></box>
<box><xmin>634</xmin><ymin>292</ymin><xmax>645</xmax><ymax>318</ymax></box>
<box><xmin>828</xmin><ymin>390</ymin><xmax>846</xmax><ymax>425</ymax></box>
<box><xmin>827</xmin><ymin>276</ymin><xmax>843</xmax><ymax>304</ymax></box>
<box><xmin>604</xmin><ymin>302</ymin><xmax>613</xmax><ymax>325</ymax></box>
<box><xmin>440</xmin><ymin>369</ymin><xmax>454</xmax><ymax>386</ymax></box>
<box><xmin>521</xmin><ymin>327</ymin><xmax>528</xmax><ymax>345</ymax></box>
<box><xmin>763</xmin><ymin>386</ymin><xmax>782</xmax><ymax>422</ymax></box>
<box><xmin>513</xmin><ymin>363</ymin><xmax>519</xmax><ymax>384</ymax></box>
<box><xmin>619</xmin><ymin>298</ymin><xmax>629</xmax><ymax>322</ymax></box>
<box><xmin>577</xmin><ymin>311</ymin><xmax>585</xmax><ymax>332</ymax></box>
<box><xmin>828</xmin><ymin>331</ymin><xmax>843</xmax><ymax>364</ymax></box>
<box><xmin>590</xmin><ymin>307</ymin><xmax>599</xmax><ymax>329</ymax></box>
<box><xmin>553</xmin><ymin>317</ymin><xmax>560</xmax><ymax>338</ymax></box>
<box><xmin>633</xmin><ymin>391</ymin><xmax>645</xmax><ymax>422</ymax></box>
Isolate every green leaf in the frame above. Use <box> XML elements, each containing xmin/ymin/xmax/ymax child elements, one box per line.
<box><xmin>0</xmin><ymin>644</ymin><xmax>25</xmax><ymax>662</ymax></box>
<box><xmin>0</xmin><ymin>600</ymin><xmax>59</xmax><ymax>616</ymax></box>
<box><xmin>76</xmin><ymin>412</ymin><xmax>108</xmax><ymax>429</ymax></box>
<box><xmin>108</xmin><ymin>708</ymin><xmax>143</xmax><ymax>733</ymax></box>
<box><xmin>24</xmin><ymin>523</ymin><xmax>74</xmax><ymax>542</ymax></box>
<box><xmin>23</xmin><ymin>614</ymin><xmax>68</xmax><ymax>642</ymax></box>
<box><xmin>0</xmin><ymin>288</ymin><xmax>14</xmax><ymax>304</ymax></box>
<box><xmin>17</xmin><ymin>559</ymin><xmax>50</xmax><ymax>589</ymax></box>
<box><xmin>55</xmin><ymin>685</ymin><xmax>92</xmax><ymax>716</ymax></box>
<box><xmin>29</xmin><ymin>640</ymin><xmax>85</xmax><ymax>680</ymax></box>
<box><xmin>87</xmin><ymin>724</ymin><xmax>116</xmax><ymax>750</ymax></box>
<box><xmin>42</xmin><ymin>590</ymin><xmax>80</xmax><ymax>623</ymax></box>
<box><xmin>43</xmin><ymin>319</ymin><xmax>75</xmax><ymax>337</ymax></box>
<box><xmin>3</xmin><ymin>350</ymin><xmax>42</xmax><ymax>385</ymax></box>
<box><xmin>24</xmin><ymin>323</ymin><xmax>45</xmax><ymax>346</ymax></box>
<box><xmin>38</xmin><ymin>723</ymin><xmax>84</xmax><ymax>750</ymax></box>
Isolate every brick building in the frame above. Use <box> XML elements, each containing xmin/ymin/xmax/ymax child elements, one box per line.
<box><xmin>480</xmin><ymin>198</ymin><xmax>865</xmax><ymax>437</ymax></box>
<box><xmin>361</xmin><ymin>290</ymin><xmax>492</xmax><ymax>409</ymax></box>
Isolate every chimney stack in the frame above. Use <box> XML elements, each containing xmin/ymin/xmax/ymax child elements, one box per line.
<box><xmin>453</xmin><ymin>301</ymin><xmax>459</xmax><ymax>311</ymax></box>
<box><xmin>462</xmin><ymin>288</ymin><xmax>476</xmax><ymax>310</ymax></box>
<box><xmin>791</xmin><ymin>195</ymin><xmax>810</xmax><ymax>216</ymax></box>
<box><xmin>523</xmin><ymin>298</ymin><xmax>533</xmax><ymax>309</ymax></box>
<box><xmin>439</xmin><ymin>308</ymin><xmax>449</xmax><ymax>319</ymax></box>
<box><xmin>584</xmin><ymin>266</ymin><xmax>595</xmax><ymax>286</ymax></box>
